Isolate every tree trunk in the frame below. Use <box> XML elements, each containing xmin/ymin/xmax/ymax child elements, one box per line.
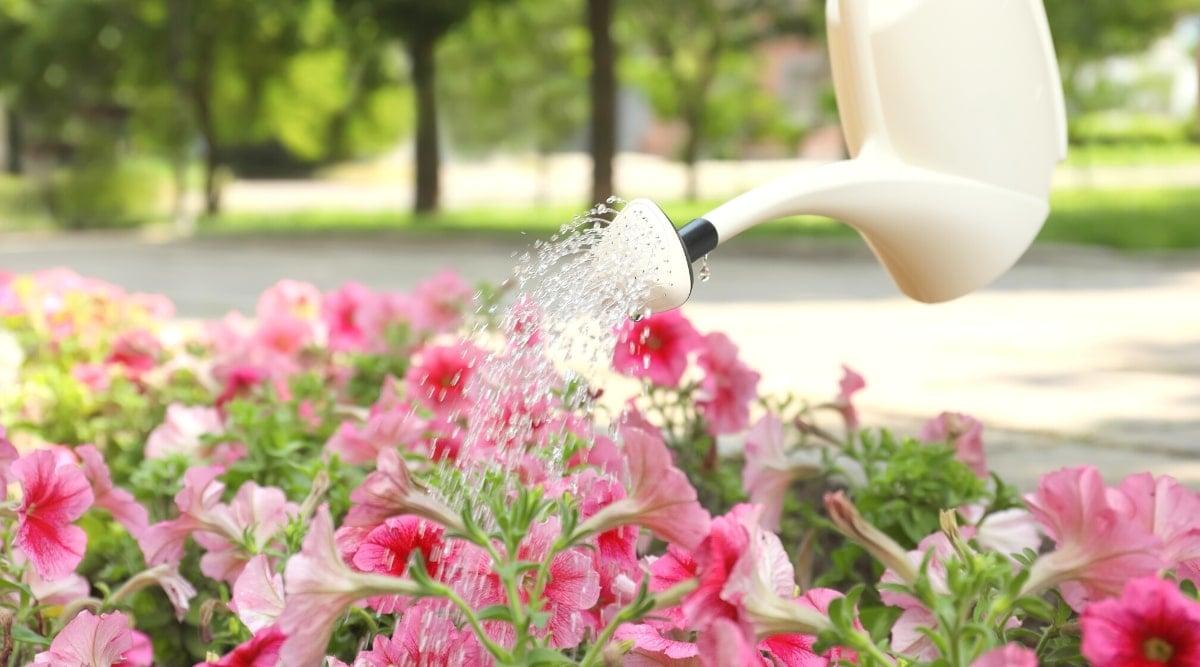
<box><xmin>682</xmin><ymin>118</ymin><xmax>701</xmax><ymax>201</ymax></box>
<box><xmin>587</xmin><ymin>0</ymin><xmax>617</xmax><ymax>204</ymax></box>
<box><xmin>410</xmin><ymin>35</ymin><xmax>440</xmax><ymax>215</ymax></box>
<box><xmin>4</xmin><ymin>108</ymin><xmax>22</xmax><ymax>175</ymax></box>
<box><xmin>196</xmin><ymin>92</ymin><xmax>221</xmax><ymax>216</ymax></box>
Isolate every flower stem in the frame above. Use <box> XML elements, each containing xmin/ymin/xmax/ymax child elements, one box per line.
<box><xmin>430</xmin><ymin>583</ymin><xmax>514</xmax><ymax>664</ymax></box>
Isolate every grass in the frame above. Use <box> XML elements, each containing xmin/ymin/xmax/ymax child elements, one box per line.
<box><xmin>1064</xmin><ymin>142</ymin><xmax>1200</xmax><ymax>167</ymax></box>
<box><xmin>205</xmin><ymin>186</ymin><xmax>1200</xmax><ymax>251</ymax></box>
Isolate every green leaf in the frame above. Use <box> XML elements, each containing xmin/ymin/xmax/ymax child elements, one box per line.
<box><xmin>11</xmin><ymin>624</ymin><xmax>51</xmax><ymax>646</ymax></box>
<box><xmin>475</xmin><ymin>605</ymin><xmax>515</xmax><ymax>622</ymax></box>
<box><xmin>524</xmin><ymin>647</ymin><xmax>579</xmax><ymax>665</ymax></box>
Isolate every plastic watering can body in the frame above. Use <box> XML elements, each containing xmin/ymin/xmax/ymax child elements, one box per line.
<box><xmin>627</xmin><ymin>0</ymin><xmax>1069</xmax><ymax>313</ymax></box>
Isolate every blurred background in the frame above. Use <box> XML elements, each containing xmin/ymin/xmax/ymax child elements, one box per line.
<box><xmin>2</xmin><ymin>0</ymin><xmax>1200</xmax><ymax>487</ymax></box>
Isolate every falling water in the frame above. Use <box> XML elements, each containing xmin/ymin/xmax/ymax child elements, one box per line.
<box><xmin>411</xmin><ymin>198</ymin><xmax>685</xmax><ymax>657</ymax></box>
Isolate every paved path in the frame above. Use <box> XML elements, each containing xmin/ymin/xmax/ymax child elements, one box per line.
<box><xmin>2</xmin><ymin>232</ymin><xmax>1198</xmax><ymax>488</ymax></box>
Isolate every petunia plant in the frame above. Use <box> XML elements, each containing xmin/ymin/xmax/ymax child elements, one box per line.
<box><xmin>2</xmin><ymin>268</ymin><xmax>1199</xmax><ymax>667</ymax></box>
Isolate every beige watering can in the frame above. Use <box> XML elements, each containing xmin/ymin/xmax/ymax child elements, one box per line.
<box><xmin>627</xmin><ymin>0</ymin><xmax>1068</xmax><ymax>313</ymax></box>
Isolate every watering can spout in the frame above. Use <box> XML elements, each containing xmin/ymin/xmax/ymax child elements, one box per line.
<box><xmin>633</xmin><ymin>0</ymin><xmax>1067</xmax><ymax>314</ymax></box>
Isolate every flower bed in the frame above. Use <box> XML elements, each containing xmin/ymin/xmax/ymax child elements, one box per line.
<box><xmin>0</xmin><ymin>268</ymin><xmax>1196</xmax><ymax>666</ymax></box>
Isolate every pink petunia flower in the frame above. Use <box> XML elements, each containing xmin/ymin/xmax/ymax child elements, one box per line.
<box><xmin>357</xmin><ymin>600</ymin><xmax>487</xmax><ymax>666</ymax></box>
<box><xmin>407</xmin><ymin>269</ymin><xmax>472</xmax><ymax>335</ymax></box>
<box><xmin>1118</xmin><ymin>473</ymin><xmax>1200</xmax><ymax>585</ymax></box>
<box><xmin>14</xmin><ymin>450</ymin><xmax>95</xmax><ymax>580</ymax></box>
<box><xmin>106</xmin><ymin>329</ymin><xmax>162</xmax><ymax>380</ymax></box>
<box><xmin>256</xmin><ymin>279</ymin><xmax>322</xmax><ymax>323</ymax></box>
<box><xmin>71</xmin><ymin>362</ymin><xmax>112</xmax><ymax>393</ymax></box>
<box><xmin>322</xmin><ymin>282</ymin><xmax>380</xmax><ymax>353</ymax></box>
<box><xmin>698</xmin><ymin>618</ymin><xmax>763</xmax><ymax>667</ymax></box>
<box><xmin>195</xmin><ymin>481</ymin><xmax>298</xmax><ymax>584</ymax></box>
<box><xmin>76</xmin><ymin>444</ymin><xmax>149</xmax><ymax>538</ymax></box>
<box><xmin>832</xmin><ymin>365</ymin><xmax>866</xmax><ymax>430</ymax></box>
<box><xmin>350</xmin><ymin>516</ymin><xmax>445</xmax><ymax>613</ymax></box>
<box><xmin>231</xmin><ymin>555</ymin><xmax>285</xmax><ymax>634</ymax></box>
<box><xmin>341</xmin><ymin>448</ymin><xmax>464</xmax><ymax>536</ymax></box>
<box><xmin>1023</xmin><ymin>466</ymin><xmax>1163</xmax><ymax>610</ymax></box>
<box><xmin>613</xmin><ymin>623</ymin><xmax>699</xmax><ymax>664</ymax></box>
<box><xmin>972</xmin><ymin>644</ymin><xmax>1038</xmax><ymax>667</ymax></box>
<box><xmin>577</xmin><ymin>411</ymin><xmax>710</xmax><ymax>550</ymax></box>
<box><xmin>138</xmin><ymin>466</ymin><xmax>242</xmax><ymax>568</ymax></box>
<box><xmin>694</xmin><ymin>332</ymin><xmax>760</xmax><ymax>435</ymax></box>
<box><xmin>0</xmin><ymin>425</ymin><xmax>18</xmax><ymax>489</ymax></box>
<box><xmin>612</xmin><ymin>310</ymin><xmax>702</xmax><ymax>387</ymax></box>
<box><xmin>201</xmin><ymin>625</ymin><xmax>287</xmax><ymax>667</ymax></box>
<box><xmin>920</xmin><ymin>412</ymin><xmax>988</xmax><ymax>477</ymax></box>
<box><xmin>1081</xmin><ymin>576</ymin><xmax>1200</xmax><ymax>667</ymax></box>
<box><xmin>34</xmin><ymin>610</ymin><xmax>150</xmax><ymax>666</ymax></box>
<box><xmin>145</xmin><ymin>403</ymin><xmax>225</xmax><ymax>460</ymax></box>
<box><xmin>742</xmin><ymin>415</ymin><xmax>821</xmax><ymax>531</ymax></box>
<box><xmin>278</xmin><ymin>505</ymin><xmax>421</xmax><ymax>667</ymax></box>
<box><xmin>405</xmin><ymin>341</ymin><xmax>484</xmax><ymax>415</ymax></box>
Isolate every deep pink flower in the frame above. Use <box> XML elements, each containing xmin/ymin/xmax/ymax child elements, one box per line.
<box><xmin>363</xmin><ymin>600</ymin><xmax>486</xmax><ymax>666</ymax></box>
<box><xmin>231</xmin><ymin>555</ymin><xmax>284</xmax><ymax>634</ymax></box>
<box><xmin>34</xmin><ymin>610</ymin><xmax>148</xmax><ymax>666</ymax></box>
<box><xmin>195</xmin><ymin>481</ymin><xmax>298</xmax><ymax>584</ymax></box>
<box><xmin>1119</xmin><ymin>473</ymin><xmax>1200</xmax><ymax>584</ymax></box>
<box><xmin>106</xmin><ymin>329</ymin><xmax>161</xmax><ymax>379</ymax></box>
<box><xmin>408</xmin><ymin>269</ymin><xmax>472</xmax><ymax>335</ymax></box>
<box><xmin>202</xmin><ymin>626</ymin><xmax>286</xmax><ymax>667</ymax></box>
<box><xmin>742</xmin><ymin>415</ymin><xmax>820</xmax><ymax>531</ymax></box>
<box><xmin>683</xmin><ymin>504</ymin><xmax>757</xmax><ymax>628</ymax></box>
<box><xmin>145</xmin><ymin>403</ymin><xmax>225</xmax><ymax>460</ymax></box>
<box><xmin>278</xmin><ymin>505</ymin><xmax>420</xmax><ymax>667</ymax></box>
<box><xmin>695</xmin><ymin>332</ymin><xmax>760</xmax><ymax>435</ymax></box>
<box><xmin>520</xmin><ymin>518</ymin><xmax>602</xmax><ymax>648</ymax></box>
<box><xmin>833</xmin><ymin>365</ymin><xmax>866</xmax><ymax>430</ymax></box>
<box><xmin>920</xmin><ymin>412</ymin><xmax>988</xmax><ymax>477</ymax></box>
<box><xmin>612</xmin><ymin>310</ymin><xmax>702</xmax><ymax>387</ymax></box>
<box><xmin>322</xmin><ymin>281</ymin><xmax>378</xmax><ymax>352</ymax></box>
<box><xmin>973</xmin><ymin>644</ymin><xmax>1038</xmax><ymax>667</ymax></box>
<box><xmin>215</xmin><ymin>364</ymin><xmax>268</xmax><ymax>407</ymax></box>
<box><xmin>1081</xmin><ymin>576</ymin><xmax>1200</xmax><ymax>667</ymax></box>
<box><xmin>14</xmin><ymin>450</ymin><xmax>94</xmax><ymax>580</ymax></box>
<box><xmin>1024</xmin><ymin>467</ymin><xmax>1163</xmax><ymax>610</ymax></box>
<box><xmin>350</xmin><ymin>516</ymin><xmax>445</xmax><ymax>613</ymax></box>
<box><xmin>76</xmin><ymin>444</ymin><xmax>149</xmax><ymax>538</ymax></box>
<box><xmin>405</xmin><ymin>342</ymin><xmax>484</xmax><ymax>415</ymax></box>
<box><xmin>578</xmin><ymin>411</ymin><xmax>710</xmax><ymax>550</ymax></box>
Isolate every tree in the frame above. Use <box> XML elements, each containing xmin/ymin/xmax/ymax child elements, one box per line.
<box><xmin>1044</xmin><ymin>0</ymin><xmax>1200</xmax><ymax>117</ymax></box>
<box><xmin>337</xmin><ymin>0</ymin><xmax>490</xmax><ymax>214</ymax></box>
<box><xmin>621</xmin><ymin>0</ymin><xmax>819</xmax><ymax>200</ymax></box>
<box><xmin>440</xmin><ymin>0</ymin><xmax>589</xmax><ymax>204</ymax></box>
<box><xmin>587</xmin><ymin>0</ymin><xmax>616</xmax><ymax>203</ymax></box>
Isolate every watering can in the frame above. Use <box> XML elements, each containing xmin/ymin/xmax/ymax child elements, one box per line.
<box><xmin>628</xmin><ymin>0</ymin><xmax>1068</xmax><ymax>313</ymax></box>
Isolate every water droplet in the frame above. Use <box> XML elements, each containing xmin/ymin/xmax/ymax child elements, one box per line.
<box><xmin>698</xmin><ymin>254</ymin><xmax>712</xmax><ymax>282</ymax></box>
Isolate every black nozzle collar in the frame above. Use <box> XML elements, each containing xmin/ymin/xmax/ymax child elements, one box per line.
<box><xmin>678</xmin><ymin>218</ymin><xmax>718</xmax><ymax>263</ymax></box>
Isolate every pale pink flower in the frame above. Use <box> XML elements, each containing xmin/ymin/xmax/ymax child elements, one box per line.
<box><xmin>832</xmin><ymin>365</ymin><xmax>866</xmax><ymax>430</ymax></box>
<box><xmin>970</xmin><ymin>508</ymin><xmax>1042</xmax><ymax>560</ymax></box>
<box><xmin>1081</xmin><ymin>576</ymin><xmax>1200</xmax><ymax>667</ymax></box>
<box><xmin>232</xmin><ymin>555</ymin><xmax>285</xmax><ymax>634</ymax></box>
<box><xmin>742</xmin><ymin>415</ymin><xmax>821</xmax><ymax>531</ymax></box>
<box><xmin>408</xmin><ymin>270</ymin><xmax>472</xmax><ymax>335</ymax></box>
<box><xmin>250</xmin><ymin>314</ymin><xmax>314</xmax><ymax>369</ymax></box>
<box><xmin>695</xmin><ymin>332</ymin><xmax>760</xmax><ymax>435</ymax></box>
<box><xmin>34</xmin><ymin>610</ymin><xmax>148</xmax><ymax>667</ymax></box>
<box><xmin>27</xmin><ymin>568</ymin><xmax>89</xmax><ymax>606</ymax></box>
<box><xmin>342</xmin><ymin>448</ymin><xmax>464</xmax><ymax>535</ymax></box>
<box><xmin>1024</xmin><ymin>466</ymin><xmax>1163</xmax><ymax>610</ymax></box>
<box><xmin>14</xmin><ymin>450</ymin><xmax>94</xmax><ymax>580</ymax></box>
<box><xmin>920</xmin><ymin>412</ymin><xmax>988</xmax><ymax>477</ymax></box>
<box><xmin>1118</xmin><ymin>473</ymin><xmax>1200</xmax><ymax>584</ymax></box>
<box><xmin>279</xmin><ymin>505</ymin><xmax>421</xmax><ymax>667</ymax></box>
<box><xmin>326</xmin><ymin>402</ymin><xmax>424</xmax><ymax>466</ymax></box>
<box><xmin>612</xmin><ymin>310</ymin><xmax>702</xmax><ymax>387</ymax></box>
<box><xmin>698</xmin><ymin>618</ymin><xmax>763</xmax><ymax>667</ymax></box>
<box><xmin>205</xmin><ymin>625</ymin><xmax>286</xmax><ymax>667</ymax></box>
<box><xmin>256</xmin><ymin>279</ymin><xmax>322</xmax><ymax>323</ymax></box>
<box><xmin>578</xmin><ymin>411</ymin><xmax>710</xmax><ymax>550</ymax></box>
<box><xmin>405</xmin><ymin>341</ymin><xmax>484</xmax><ymax>415</ymax></box>
<box><xmin>972</xmin><ymin>644</ymin><xmax>1038</xmax><ymax>667</ymax></box>
<box><xmin>195</xmin><ymin>481</ymin><xmax>298</xmax><ymax>584</ymax></box>
<box><xmin>613</xmin><ymin>623</ymin><xmax>699</xmax><ymax>665</ymax></box>
<box><xmin>76</xmin><ymin>444</ymin><xmax>149</xmax><ymax>538</ymax></box>
<box><xmin>145</xmin><ymin>403</ymin><xmax>225</xmax><ymax>460</ymax></box>
<box><xmin>71</xmin><ymin>363</ymin><xmax>112</xmax><ymax>393</ymax></box>
<box><xmin>123</xmin><ymin>564</ymin><xmax>196</xmax><ymax>621</ymax></box>
<box><xmin>138</xmin><ymin>466</ymin><xmax>241</xmax><ymax>567</ymax></box>
<box><xmin>0</xmin><ymin>425</ymin><xmax>17</xmax><ymax>489</ymax></box>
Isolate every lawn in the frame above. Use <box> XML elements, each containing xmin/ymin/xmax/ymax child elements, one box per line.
<box><xmin>206</xmin><ymin>186</ymin><xmax>1200</xmax><ymax>251</ymax></box>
